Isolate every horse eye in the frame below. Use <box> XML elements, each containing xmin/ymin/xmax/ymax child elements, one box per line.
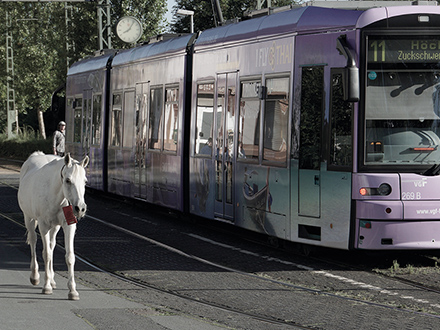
<box><xmin>65</xmin><ymin>178</ymin><xmax>72</xmax><ymax>184</ymax></box>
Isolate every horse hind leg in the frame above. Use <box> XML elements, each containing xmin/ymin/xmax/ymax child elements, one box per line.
<box><xmin>25</xmin><ymin>216</ymin><xmax>40</xmax><ymax>286</ymax></box>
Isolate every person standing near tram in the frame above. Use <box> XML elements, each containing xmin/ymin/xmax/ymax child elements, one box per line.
<box><xmin>53</xmin><ymin>121</ymin><xmax>66</xmax><ymax>157</ymax></box>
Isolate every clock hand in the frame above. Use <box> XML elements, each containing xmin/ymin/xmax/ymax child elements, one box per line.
<box><xmin>123</xmin><ymin>22</ymin><xmax>135</xmax><ymax>34</ymax></box>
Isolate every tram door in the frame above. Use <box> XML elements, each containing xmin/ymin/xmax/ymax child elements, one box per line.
<box><xmin>298</xmin><ymin>67</ymin><xmax>323</xmax><ymax>218</ymax></box>
<box><xmin>214</xmin><ymin>73</ymin><xmax>237</xmax><ymax>221</ymax></box>
<box><xmin>134</xmin><ymin>82</ymin><xmax>149</xmax><ymax>199</ymax></box>
<box><xmin>82</xmin><ymin>89</ymin><xmax>92</xmax><ymax>172</ymax></box>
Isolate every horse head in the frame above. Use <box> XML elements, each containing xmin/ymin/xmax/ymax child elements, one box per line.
<box><xmin>61</xmin><ymin>153</ymin><xmax>89</xmax><ymax>219</ymax></box>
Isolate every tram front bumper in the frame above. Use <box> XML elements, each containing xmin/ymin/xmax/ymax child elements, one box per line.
<box><xmin>356</xmin><ymin>200</ymin><xmax>440</xmax><ymax>250</ymax></box>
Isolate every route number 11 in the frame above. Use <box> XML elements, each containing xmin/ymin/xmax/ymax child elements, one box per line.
<box><xmin>370</xmin><ymin>40</ymin><xmax>386</xmax><ymax>62</ymax></box>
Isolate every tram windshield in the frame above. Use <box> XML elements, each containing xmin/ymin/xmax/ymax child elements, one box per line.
<box><xmin>365</xmin><ymin>36</ymin><xmax>440</xmax><ymax>166</ymax></box>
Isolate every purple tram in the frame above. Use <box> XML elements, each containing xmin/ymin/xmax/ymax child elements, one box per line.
<box><xmin>65</xmin><ymin>4</ymin><xmax>440</xmax><ymax>250</ymax></box>
<box><xmin>65</xmin><ymin>50</ymin><xmax>115</xmax><ymax>191</ymax></box>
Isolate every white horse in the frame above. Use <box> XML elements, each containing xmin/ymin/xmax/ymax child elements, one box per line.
<box><xmin>18</xmin><ymin>151</ymin><xmax>89</xmax><ymax>300</ymax></box>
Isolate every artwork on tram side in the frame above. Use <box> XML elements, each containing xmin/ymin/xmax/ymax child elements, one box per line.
<box><xmin>242</xmin><ymin>167</ymin><xmax>273</xmax><ymax>234</ymax></box>
<box><xmin>192</xmin><ymin>158</ymin><xmax>212</xmax><ymax>214</ymax></box>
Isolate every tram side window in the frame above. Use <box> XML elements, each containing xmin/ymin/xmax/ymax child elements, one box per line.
<box><xmin>299</xmin><ymin>67</ymin><xmax>323</xmax><ymax>170</ymax></box>
<box><xmin>164</xmin><ymin>87</ymin><xmax>179</xmax><ymax>152</ymax></box>
<box><xmin>83</xmin><ymin>98</ymin><xmax>91</xmax><ymax>148</ymax></box>
<box><xmin>149</xmin><ymin>87</ymin><xmax>164</xmax><ymax>150</ymax></box>
<box><xmin>73</xmin><ymin>98</ymin><xmax>82</xmax><ymax>143</ymax></box>
<box><xmin>123</xmin><ymin>91</ymin><xmax>135</xmax><ymax>148</ymax></box>
<box><xmin>92</xmin><ymin>94</ymin><xmax>102</xmax><ymax>145</ymax></box>
<box><xmin>263</xmin><ymin>77</ymin><xmax>289</xmax><ymax>164</ymax></box>
<box><xmin>110</xmin><ymin>93</ymin><xmax>122</xmax><ymax>147</ymax></box>
<box><xmin>195</xmin><ymin>83</ymin><xmax>214</xmax><ymax>156</ymax></box>
<box><xmin>66</xmin><ymin>98</ymin><xmax>73</xmax><ymax>143</ymax></box>
<box><xmin>330</xmin><ymin>71</ymin><xmax>352</xmax><ymax>168</ymax></box>
<box><xmin>238</xmin><ymin>80</ymin><xmax>261</xmax><ymax>161</ymax></box>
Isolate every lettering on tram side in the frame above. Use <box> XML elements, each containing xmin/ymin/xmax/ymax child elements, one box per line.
<box><xmin>256</xmin><ymin>41</ymin><xmax>293</xmax><ymax>70</ymax></box>
<box><xmin>402</xmin><ymin>191</ymin><xmax>422</xmax><ymax>200</ymax></box>
<box><xmin>415</xmin><ymin>208</ymin><xmax>440</xmax><ymax>215</ymax></box>
<box><xmin>411</xmin><ymin>177</ymin><xmax>428</xmax><ymax>187</ymax></box>
<box><xmin>401</xmin><ymin>178</ymin><xmax>427</xmax><ymax>200</ymax></box>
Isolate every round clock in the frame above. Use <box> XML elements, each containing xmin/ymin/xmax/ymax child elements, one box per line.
<box><xmin>116</xmin><ymin>16</ymin><xmax>143</xmax><ymax>44</ymax></box>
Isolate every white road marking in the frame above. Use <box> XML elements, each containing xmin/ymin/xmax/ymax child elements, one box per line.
<box><xmin>188</xmin><ymin>234</ymin><xmax>440</xmax><ymax>310</ymax></box>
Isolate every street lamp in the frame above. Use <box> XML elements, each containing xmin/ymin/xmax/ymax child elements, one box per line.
<box><xmin>176</xmin><ymin>9</ymin><xmax>194</xmax><ymax>34</ymax></box>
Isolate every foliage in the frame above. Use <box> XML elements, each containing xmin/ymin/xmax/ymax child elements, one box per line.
<box><xmin>0</xmin><ymin>0</ymin><xmax>297</xmax><ymax>136</ymax></box>
<box><xmin>0</xmin><ymin>0</ymin><xmax>166</xmax><ymax>135</ymax></box>
<box><xmin>170</xmin><ymin>0</ymin><xmax>294</xmax><ymax>33</ymax></box>
<box><xmin>0</xmin><ymin>128</ymin><xmax>52</xmax><ymax>160</ymax></box>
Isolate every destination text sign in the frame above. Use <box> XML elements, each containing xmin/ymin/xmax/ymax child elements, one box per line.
<box><xmin>368</xmin><ymin>38</ymin><xmax>440</xmax><ymax>63</ymax></box>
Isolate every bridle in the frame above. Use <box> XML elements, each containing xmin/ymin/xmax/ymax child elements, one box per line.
<box><xmin>60</xmin><ymin>165</ymin><xmax>71</xmax><ymax>207</ymax></box>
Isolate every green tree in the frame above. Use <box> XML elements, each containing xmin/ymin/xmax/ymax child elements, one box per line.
<box><xmin>170</xmin><ymin>0</ymin><xmax>293</xmax><ymax>33</ymax></box>
<box><xmin>0</xmin><ymin>0</ymin><xmax>166</xmax><ymax>135</ymax></box>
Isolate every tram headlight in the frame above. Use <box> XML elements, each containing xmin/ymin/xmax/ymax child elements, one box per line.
<box><xmin>359</xmin><ymin>183</ymin><xmax>392</xmax><ymax>196</ymax></box>
<box><xmin>378</xmin><ymin>183</ymin><xmax>392</xmax><ymax>196</ymax></box>
<box><xmin>359</xmin><ymin>187</ymin><xmax>369</xmax><ymax>196</ymax></box>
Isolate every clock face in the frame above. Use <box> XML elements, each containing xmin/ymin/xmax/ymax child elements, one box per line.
<box><xmin>116</xmin><ymin>16</ymin><xmax>143</xmax><ymax>43</ymax></box>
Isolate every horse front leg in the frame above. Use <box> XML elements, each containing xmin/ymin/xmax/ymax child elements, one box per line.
<box><xmin>39</xmin><ymin>224</ymin><xmax>54</xmax><ymax>295</ymax></box>
<box><xmin>48</xmin><ymin>225</ymin><xmax>61</xmax><ymax>289</ymax></box>
<box><xmin>64</xmin><ymin>223</ymin><xmax>79</xmax><ymax>300</ymax></box>
<box><xmin>25</xmin><ymin>216</ymin><xmax>39</xmax><ymax>286</ymax></box>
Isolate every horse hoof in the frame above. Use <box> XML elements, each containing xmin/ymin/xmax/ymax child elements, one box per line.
<box><xmin>51</xmin><ymin>281</ymin><xmax>57</xmax><ymax>289</ymax></box>
<box><xmin>30</xmin><ymin>278</ymin><xmax>40</xmax><ymax>286</ymax></box>
<box><xmin>42</xmin><ymin>288</ymin><xmax>53</xmax><ymax>295</ymax></box>
<box><xmin>68</xmin><ymin>292</ymin><xmax>79</xmax><ymax>301</ymax></box>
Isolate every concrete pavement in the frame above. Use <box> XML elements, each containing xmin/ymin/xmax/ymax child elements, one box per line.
<box><xmin>0</xmin><ymin>160</ymin><xmax>227</xmax><ymax>330</ymax></box>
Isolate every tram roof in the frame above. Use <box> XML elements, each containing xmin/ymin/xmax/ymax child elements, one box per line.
<box><xmin>67</xmin><ymin>34</ymin><xmax>194</xmax><ymax>75</ymax></box>
<box><xmin>67</xmin><ymin>50</ymin><xmax>115</xmax><ymax>76</ymax></box>
<box><xmin>194</xmin><ymin>5</ymin><xmax>440</xmax><ymax>48</ymax></box>
<box><xmin>111</xmin><ymin>33</ymin><xmax>194</xmax><ymax>67</ymax></box>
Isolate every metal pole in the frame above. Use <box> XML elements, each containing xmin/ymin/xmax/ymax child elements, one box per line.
<box><xmin>98</xmin><ymin>0</ymin><xmax>103</xmax><ymax>49</ymax></box>
<box><xmin>106</xmin><ymin>0</ymin><xmax>111</xmax><ymax>49</ymax></box>
<box><xmin>65</xmin><ymin>3</ymin><xmax>75</xmax><ymax>69</ymax></box>
<box><xmin>97</xmin><ymin>0</ymin><xmax>112</xmax><ymax>50</ymax></box>
<box><xmin>176</xmin><ymin>9</ymin><xmax>195</xmax><ymax>33</ymax></box>
<box><xmin>6</xmin><ymin>11</ymin><xmax>17</xmax><ymax>138</ymax></box>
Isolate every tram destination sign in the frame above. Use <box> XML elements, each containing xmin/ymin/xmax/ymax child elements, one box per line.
<box><xmin>368</xmin><ymin>38</ymin><xmax>440</xmax><ymax>63</ymax></box>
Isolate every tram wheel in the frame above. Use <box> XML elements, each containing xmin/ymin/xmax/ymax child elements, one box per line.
<box><xmin>268</xmin><ymin>236</ymin><xmax>279</xmax><ymax>248</ymax></box>
<box><xmin>301</xmin><ymin>244</ymin><xmax>315</xmax><ymax>257</ymax></box>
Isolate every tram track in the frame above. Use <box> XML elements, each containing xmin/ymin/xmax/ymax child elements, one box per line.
<box><xmin>3</xmin><ymin>167</ymin><xmax>440</xmax><ymax>327</ymax></box>
<box><xmin>4</xmin><ymin>205</ymin><xmax>440</xmax><ymax>329</ymax></box>
<box><xmin>0</xmin><ymin>167</ymin><xmax>314</xmax><ymax>329</ymax></box>
<box><xmin>81</xmin><ymin>196</ymin><xmax>440</xmax><ymax>319</ymax></box>
<box><xmin>0</xmin><ymin>207</ymin><xmax>315</xmax><ymax>330</ymax></box>
<box><xmin>192</xmin><ymin>213</ymin><xmax>440</xmax><ymax>310</ymax></box>
<box><xmin>88</xmin><ymin>214</ymin><xmax>440</xmax><ymax>318</ymax></box>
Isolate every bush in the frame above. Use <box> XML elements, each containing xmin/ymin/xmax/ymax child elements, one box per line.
<box><xmin>0</xmin><ymin>128</ymin><xmax>52</xmax><ymax>160</ymax></box>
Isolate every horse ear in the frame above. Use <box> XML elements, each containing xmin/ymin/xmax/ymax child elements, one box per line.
<box><xmin>64</xmin><ymin>153</ymin><xmax>72</xmax><ymax>167</ymax></box>
<box><xmin>81</xmin><ymin>156</ymin><xmax>89</xmax><ymax>168</ymax></box>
